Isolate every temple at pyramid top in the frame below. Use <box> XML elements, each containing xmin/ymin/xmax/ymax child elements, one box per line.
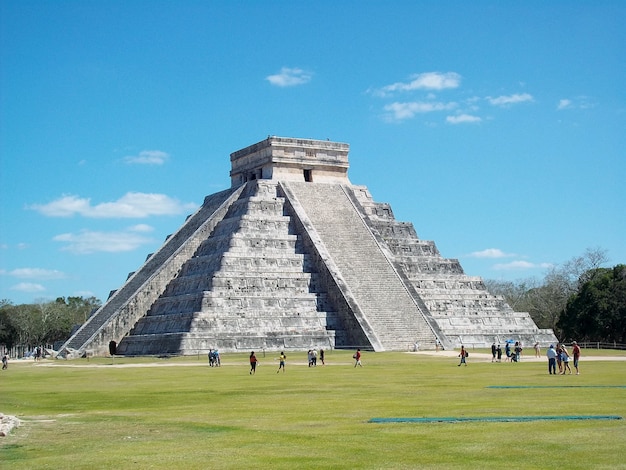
<box><xmin>230</xmin><ymin>136</ymin><xmax>350</xmax><ymax>187</ymax></box>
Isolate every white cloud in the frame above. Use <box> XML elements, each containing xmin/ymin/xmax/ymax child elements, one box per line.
<box><xmin>557</xmin><ymin>96</ymin><xmax>595</xmax><ymax>110</ymax></box>
<box><xmin>5</xmin><ymin>268</ymin><xmax>67</xmax><ymax>280</ymax></box>
<box><xmin>487</xmin><ymin>93</ymin><xmax>534</xmax><ymax>106</ymax></box>
<box><xmin>467</xmin><ymin>248</ymin><xmax>515</xmax><ymax>259</ymax></box>
<box><xmin>446</xmin><ymin>114</ymin><xmax>482</xmax><ymax>124</ymax></box>
<box><xmin>557</xmin><ymin>99</ymin><xmax>572</xmax><ymax>110</ymax></box>
<box><xmin>384</xmin><ymin>101</ymin><xmax>457</xmax><ymax>121</ymax></box>
<box><xmin>377</xmin><ymin>72</ymin><xmax>461</xmax><ymax>96</ymax></box>
<box><xmin>29</xmin><ymin>193</ymin><xmax>197</xmax><ymax>218</ymax></box>
<box><xmin>53</xmin><ymin>227</ymin><xmax>156</xmax><ymax>254</ymax></box>
<box><xmin>10</xmin><ymin>282</ymin><xmax>46</xmax><ymax>293</ymax></box>
<box><xmin>128</xmin><ymin>224</ymin><xmax>154</xmax><ymax>233</ymax></box>
<box><xmin>266</xmin><ymin>67</ymin><xmax>312</xmax><ymax>87</ymax></box>
<box><xmin>123</xmin><ymin>150</ymin><xmax>169</xmax><ymax>165</ymax></box>
<box><xmin>493</xmin><ymin>260</ymin><xmax>553</xmax><ymax>270</ymax></box>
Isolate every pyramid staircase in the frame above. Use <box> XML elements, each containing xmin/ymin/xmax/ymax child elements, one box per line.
<box><xmin>282</xmin><ymin>182</ymin><xmax>438</xmax><ymax>350</ymax></box>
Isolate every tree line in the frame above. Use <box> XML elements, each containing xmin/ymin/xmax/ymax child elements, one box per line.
<box><xmin>486</xmin><ymin>248</ymin><xmax>626</xmax><ymax>344</ymax></box>
<box><xmin>0</xmin><ymin>296</ymin><xmax>101</xmax><ymax>352</ymax></box>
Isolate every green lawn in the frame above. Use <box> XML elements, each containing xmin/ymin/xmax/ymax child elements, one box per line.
<box><xmin>1</xmin><ymin>350</ymin><xmax>625</xmax><ymax>469</ymax></box>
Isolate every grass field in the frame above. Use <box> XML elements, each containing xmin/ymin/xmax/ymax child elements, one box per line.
<box><xmin>1</xmin><ymin>349</ymin><xmax>625</xmax><ymax>469</ymax></box>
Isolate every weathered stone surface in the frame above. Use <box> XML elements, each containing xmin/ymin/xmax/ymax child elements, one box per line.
<box><xmin>58</xmin><ymin>136</ymin><xmax>556</xmax><ymax>356</ymax></box>
<box><xmin>0</xmin><ymin>413</ymin><xmax>20</xmax><ymax>437</ymax></box>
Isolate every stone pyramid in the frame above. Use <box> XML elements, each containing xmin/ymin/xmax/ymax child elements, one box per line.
<box><xmin>59</xmin><ymin>137</ymin><xmax>556</xmax><ymax>356</ymax></box>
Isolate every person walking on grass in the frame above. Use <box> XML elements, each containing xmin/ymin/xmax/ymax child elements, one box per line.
<box><xmin>572</xmin><ymin>341</ymin><xmax>581</xmax><ymax>375</ymax></box>
<box><xmin>491</xmin><ymin>342</ymin><xmax>497</xmax><ymax>362</ymax></box>
<box><xmin>277</xmin><ymin>351</ymin><xmax>286</xmax><ymax>373</ymax></box>
<box><xmin>353</xmin><ymin>349</ymin><xmax>362</xmax><ymax>367</ymax></box>
<box><xmin>249</xmin><ymin>351</ymin><xmax>258</xmax><ymax>375</ymax></box>
<box><xmin>458</xmin><ymin>346</ymin><xmax>468</xmax><ymax>366</ymax></box>
<box><xmin>561</xmin><ymin>345</ymin><xmax>572</xmax><ymax>374</ymax></box>
<box><xmin>546</xmin><ymin>344</ymin><xmax>558</xmax><ymax>375</ymax></box>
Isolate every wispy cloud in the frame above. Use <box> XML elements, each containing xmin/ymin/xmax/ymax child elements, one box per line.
<box><xmin>373</xmin><ymin>72</ymin><xmax>461</xmax><ymax>97</ymax></box>
<box><xmin>446</xmin><ymin>114</ymin><xmax>482</xmax><ymax>124</ymax></box>
<box><xmin>10</xmin><ymin>282</ymin><xmax>46</xmax><ymax>293</ymax></box>
<box><xmin>467</xmin><ymin>248</ymin><xmax>516</xmax><ymax>259</ymax></box>
<box><xmin>123</xmin><ymin>150</ymin><xmax>169</xmax><ymax>165</ymax></box>
<box><xmin>487</xmin><ymin>93</ymin><xmax>534</xmax><ymax>106</ymax></box>
<box><xmin>493</xmin><ymin>260</ymin><xmax>553</xmax><ymax>270</ymax></box>
<box><xmin>53</xmin><ymin>225</ymin><xmax>156</xmax><ymax>254</ymax></box>
<box><xmin>29</xmin><ymin>193</ymin><xmax>197</xmax><ymax>218</ymax></box>
<box><xmin>4</xmin><ymin>268</ymin><xmax>67</xmax><ymax>280</ymax></box>
<box><xmin>557</xmin><ymin>99</ymin><xmax>573</xmax><ymax>110</ymax></box>
<box><xmin>384</xmin><ymin>101</ymin><xmax>457</xmax><ymax>121</ymax></box>
<box><xmin>557</xmin><ymin>96</ymin><xmax>595</xmax><ymax>110</ymax></box>
<box><xmin>266</xmin><ymin>67</ymin><xmax>312</xmax><ymax>87</ymax></box>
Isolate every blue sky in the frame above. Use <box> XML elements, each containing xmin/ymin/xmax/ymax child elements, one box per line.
<box><xmin>1</xmin><ymin>1</ymin><xmax>624</xmax><ymax>305</ymax></box>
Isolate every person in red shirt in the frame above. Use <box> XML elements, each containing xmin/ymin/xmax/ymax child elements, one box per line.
<box><xmin>572</xmin><ymin>341</ymin><xmax>581</xmax><ymax>375</ymax></box>
<box><xmin>249</xmin><ymin>351</ymin><xmax>258</xmax><ymax>375</ymax></box>
<box><xmin>458</xmin><ymin>346</ymin><xmax>468</xmax><ymax>366</ymax></box>
<box><xmin>353</xmin><ymin>349</ymin><xmax>362</xmax><ymax>367</ymax></box>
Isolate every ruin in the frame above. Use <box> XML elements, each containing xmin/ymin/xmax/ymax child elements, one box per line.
<box><xmin>59</xmin><ymin>136</ymin><xmax>557</xmax><ymax>356</ymax></box>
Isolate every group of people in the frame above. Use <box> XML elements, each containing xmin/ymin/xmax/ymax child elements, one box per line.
<box><xmin>207</xmin><ymin>349</ymin><xmax>221</xmax><ymax>367</ymax></box>
<box><xmin>463</xmin><ymin>340</ymin><xmax>582</xmax><ymax>375</ymax></box>
<box><xmin>490</xmin><ymin>343</ymin><xmax>502</xmax><ymax>362</ymax></box>
<box><xmin>546</xmin><ymin>342</ymin><xmax>580</xmax><ymax>375</ymax></box>
<box><xmin>488</xmin><ymin>342</ymin><xmax>524</xmax><ymax>363</ymax></box>
<box><xmin>307</xmin><ymin>348</ymin><xmax>325</xmax><ymax>367</ymax></box>
<box><xmin>246</xmin><ymin>348</ymin><xmax>359</xmax><ymax>374</ymax></box>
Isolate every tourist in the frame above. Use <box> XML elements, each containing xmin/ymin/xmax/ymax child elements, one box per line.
<box><xmin>505</xmin><ymin>342</ymin><xmax>511</xmax><ymax>362</ymax></box>
<box><xmin>435</xmin><ymin>339</ymin><xmax>441</xmax><ymax>352</ymax></box>
<box><xmin>458</xmin><ymin>346</ymin><xmax>468</xmax><ymax>366</ymax></box>
<box><xmin>556</xmin><ymin>344</ymin><xmax>563</xmax><ymax>373</ymax></box>
<box><xmin>311</xmin><ymin>349</ymin><xmax>317</xmax><ymax>366</ymax></box>
<box><xmin>572</xmin><ymin>341</ymin><xmax>581</xmax><ymax>375</ymax></box>
<box><xmin>353</xmin><ymin>349</ymin><xmax>362</xmax><ymax>367</ymax></box>
<box><xmin>214</xmin><ymin>349</ymin><xmax>220</xmax><ymax>367</ymax></box>
<box><xmin>2</xmin><ymin>352</ymin><xmax>7</xmax><ymax>370</ymax></box>
<box><xmin>534</xmin><ymin>342</ymin><xmax>541</xmax><ymax>358</ymax></box>
<box><xmin>491</xmin><ymin>342</ymin><xmax>497</xmax><ymax>362</ymax></box>
<box><xmin>249</xmin><ymin>351</ymin><xmax>258</xmax><ymax>375</ymax></box>
<box><xmin>496</xmin><ymin>344</ymin><xmax>502</xmax><ymax>362</ymax></box>
<box><xmin>560</xmin><ymin>345</ymin><xmax>572</xmax><ymax>374</ymax></box>
<box><xmin>546</xmin><ymin>344</ymin><xmax>558</xmax><ymax>375</ymax></box>
<box><xmin>514</xmin><ymin>341</ymin><xmax>522</xmax><ymax>362</ymax></box>
<box><xmin>319</xmin><ymin>348</ymin><xmax>325</xmax><ymax>365</ymax></box>
<box><xmin>277</xmin><ymin>351</ymin><xmax>286</xmax><ymax>373</ymax></box>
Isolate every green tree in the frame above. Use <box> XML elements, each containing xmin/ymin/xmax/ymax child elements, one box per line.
<box><xmin>557</xmin><ymin>265</ymin><xmax>626</xmax><ymax>343</ymax></box>
<box><xmin>486</xmin><ymin>247</ymin><xmax>609</xmax><ymax>334</ymax></box>
<box><xmin>0</xmin><ymin>300</ymin><xmax>18</xmax><ymax>349</ymax></box>
<box><xmin>0</xmin><ymin>296</ymin><xmax>102</xmax><ymax>350</ymax></box>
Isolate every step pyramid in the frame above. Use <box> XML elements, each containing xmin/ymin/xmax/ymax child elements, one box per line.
<box><xmin>59</xmin><ymin>137</ymin><xmax>556</xmax><ymax>356</ymax></box>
